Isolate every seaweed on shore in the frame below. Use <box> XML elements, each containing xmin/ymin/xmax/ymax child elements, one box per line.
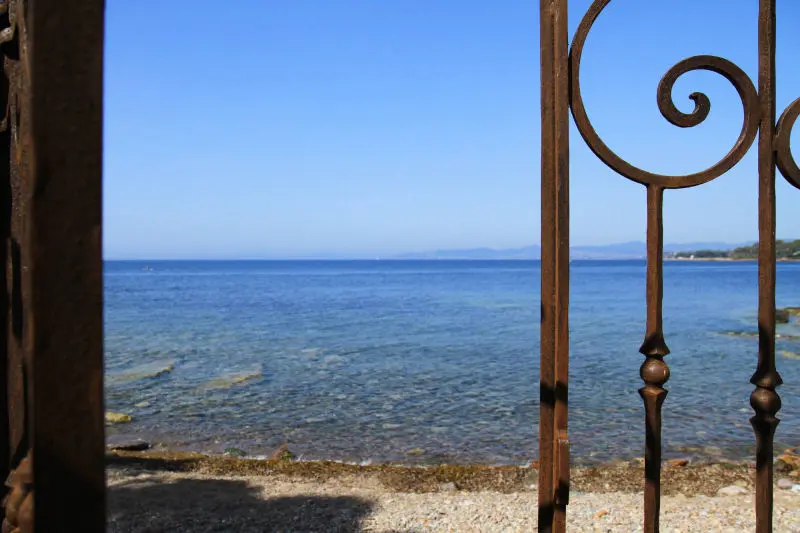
<box><xmin>106</xmin><ymin>450</ymin><xmax>754</xmax><ymax>496</ymax></box>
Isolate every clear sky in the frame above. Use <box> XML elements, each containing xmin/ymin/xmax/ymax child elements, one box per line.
<box><xmin>103</xmin><ymin>0</ymin><xmax>800</xmax><ymax>259</ymax></box>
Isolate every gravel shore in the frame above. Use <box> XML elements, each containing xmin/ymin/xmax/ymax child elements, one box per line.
<box><xmin>107</xmin><ymin>465</ymin><xmax>800</xmax><ymax>532</ymax></box>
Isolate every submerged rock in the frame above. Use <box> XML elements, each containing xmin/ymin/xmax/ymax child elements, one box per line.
<box><xmin>268</xmin><ymin>444</ymin><xmax>296</xmax><ymax>462</ymax></box>
<box><xmin>777</xmin><ymin>309</ymin><xmax>791</xmax><ymax>324</ymax></box>
<box><xmin>105</xmin><ymin>412</ymin><xmax>132</xmax><ymax>425</ymax></box>
<box><xmin>223</xmin><ymin>447</ymin><xmax>247</xmax><ymax>458</ymax></box>
<box><xmin>198</xmin><ymin>366</ymin><xmax>263</xmax><ymax>392</ymax></box>
<box><xmin>667</xmin><ymin>458</ymin><xmax>689</xmax><ymax>467</ymax></box>
<box><xmin>702</xmin><ymin>446</ymin><xmax>723</xmax><ymax>456</ymax></box>
<box><xmin>107</xmin><ymin>360</ymin><xmax>176</xmax><ymax>384</ymax></box>
<box><xmin>108</xmin><ymin>439</ymin><xmax>150</xmax><ymax>452</ymax></box>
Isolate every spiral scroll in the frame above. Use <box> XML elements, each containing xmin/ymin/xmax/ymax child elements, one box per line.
<box><xmin>776</xmin><ymin>97</ymin><xmax>800</xmax><ymax>190</ymax></box>
<box><xmin>569</xmin><ymin>0</ymin><xmax>760</xmax><ymax>190</ymax></box>
<box><xmin>566</xmin><ymin>2</ymin><xmax>775</xmax><ymax>532</ymax></box>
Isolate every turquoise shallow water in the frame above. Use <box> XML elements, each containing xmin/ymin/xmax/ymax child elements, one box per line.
<box><xmin>104</xmin><ymin>259</ymin><xmax>800</xmax><ymax>465</ymax></box>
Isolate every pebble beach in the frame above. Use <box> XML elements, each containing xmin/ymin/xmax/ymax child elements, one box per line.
<box><xmin>107</xmin><ymin>451</ymin><xmax>800</xmax><ymax>532</ymax></box>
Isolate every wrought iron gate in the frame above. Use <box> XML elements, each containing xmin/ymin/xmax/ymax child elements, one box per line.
<box><xmin>0</xmin><ymin>0</ymin><xmax>797</xmax><ymax>531</ymax></box>
<box><xmin>538</xmin><ymin>0</ymin><xmax>800</xmax><ymax>532</ymax></box>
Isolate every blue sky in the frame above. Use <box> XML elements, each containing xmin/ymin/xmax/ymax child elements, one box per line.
<box><xmin>103</xmin><ymin>0</ymin><xmax>800</xmax><ymax>259</ymax></box>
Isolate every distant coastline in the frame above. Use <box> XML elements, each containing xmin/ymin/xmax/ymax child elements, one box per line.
<box><xmin>392</xmin><ymin>240</ymin><xmax>758</xmax><ymax>261</ymax></box>
<box><xmin>666</xmin><ymin>256</ymin><xmax>800</xmax><ymax>262</ymax></box>
<box><xmin>667</xmin><ymin>239</ymin><xmax>800</xmax><ymax>262</ymax></box>
<box><xmin>104</xmin><ymin>238</ymin><xmax>800</xmax><ymax>262</ymax></box>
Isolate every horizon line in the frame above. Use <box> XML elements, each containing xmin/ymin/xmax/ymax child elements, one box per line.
<box><xmin>102</xmin><ymin>238</ymin><xmax>772</xmax><ymax>262</ymax></box>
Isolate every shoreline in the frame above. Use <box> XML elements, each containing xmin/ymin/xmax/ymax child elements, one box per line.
<box><xmin>107</xmin><ymin>450</ymin><xmax>800</xmax><ymax>531</ymax></box>
<box><xmin>104</xmin><ymin>432</ymin><xmax>792</xmax><ymax>471</ymax></box>
<box><xmin>106</xmin><ymin>448</ymin><xmax>798</xmax><ymax>496</ymax></box>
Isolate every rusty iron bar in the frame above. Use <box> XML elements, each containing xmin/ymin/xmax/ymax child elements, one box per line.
<box><xmin>0</xmin><ymin>1</ymin><xmax>11</xmax><ymax>518</ymax></box>
<box><xmin>1</xmin><ymin>0</ymin><xmax>34</xmax><ymax>531</ymax></box>
<box><xmin>538</xmin><ymin>0</ymin><xmax>570</xmax><ymax>532</ymax></box>
<box><xmin>0</xmin><ymin>0</ymin><xmax>107</xmax><ymax>531</ymax></box>
<box><xmin>639</xmin><ymin>184</ymin><xmax>670</xmax><ymax>533</ymax></box>
<box><xmin>27</xmin><ymin>0</ymin><xmax>107</xmax><ymax>529</ymax></box>
<box><xmin>751</xmin><ymin>1</ymin><xmax>781</xmax><ymax>532</ymax></box>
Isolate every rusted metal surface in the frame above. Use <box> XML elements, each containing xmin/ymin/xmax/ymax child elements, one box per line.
<box><xmin>639</xmin><ymin>184</ymin><xmax>669</xmax><ymax>533</ymax></box>
<box><xmin>540</xmin><ymin>0</ymin><xmax>800</xmax><ymax>530</ymax></box>
<box><xmin>0</xmin><ymin>0</ymin><xmax>32</xmax><ymax>530</ymax></box>
<box><xmin>0</xmin><ymin>0</ymin><xmax>107</xmax><ymax>531</ymax></box>
<box><xmin>538</xmin><ymin>0</ymin><xmax>570</xmax><ymax>532</ymax></box>
<box><xmin>2</xmin><ymin>451</ymin><xmax>31</xmax><ymax>533</ymax></box>
<box><xmin>751</xmin><ymin>2</ymin><xmax>780</xmax><ymax>532</ymax></box>
<box><xmin>775</xmin><ymin>97</ymin><xmax>800</xmax><ymax>190</ymax></box>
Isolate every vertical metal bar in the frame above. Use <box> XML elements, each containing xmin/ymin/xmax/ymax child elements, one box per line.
<box><xmin>539</xmin><ymin>0</ymin><xmax>569</xmax><ymax>531</ymax></box>
<box><xmin>1</xmin><ymin>2</ymin><xmax>34</xmax><ymax>530</ymax></box>
<box><xmin>752</xmin><ymin>1</ymin><xmax>780</xmax><ymax>532</ymax></box>
<box><xmin>538</xmin><ymin>2</ymin><xmax>556</xmax><ymax>526</ymax></box>
<box><xmin>551</xmin><ymin>0</ymin><xmax>570</xmax><ymax>523</ymax></box>
<box><xmin>26</xmin><ymin>0</ymin><xmax>107</xmax><ymax>531</ymax></box>
<box><xmin>0</xmin><ymin>4</ymin><xmax>11</xmax><ymax>517</ymax></box>
<box><xmin>639</xmin><ymin>184</ymin><xmax>670</xmax><ymax>533</ymax></box>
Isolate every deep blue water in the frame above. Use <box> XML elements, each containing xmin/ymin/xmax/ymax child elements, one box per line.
<box><xmin>104</xmin><ymin>260</ymin><xmax>800</xmax><ymax>465</ymax></box>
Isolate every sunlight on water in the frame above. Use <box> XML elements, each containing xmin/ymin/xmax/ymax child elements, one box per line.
<box><xmin>103</xmin><ymin>260</ymin><xmax>800</xmax><ymax>465</ymax></box>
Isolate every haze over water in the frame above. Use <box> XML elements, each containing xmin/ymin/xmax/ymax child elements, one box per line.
<box><xmin>104</xmin><ymin>259</ymin><xmax>800</xmax><ymax>465</ymax></box>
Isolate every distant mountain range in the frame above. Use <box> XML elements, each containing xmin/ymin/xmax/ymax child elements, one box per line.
<box><xmin>392</xmin><ymin>241</ymin><xmax>755</xmax><ymax>260</ymax></box>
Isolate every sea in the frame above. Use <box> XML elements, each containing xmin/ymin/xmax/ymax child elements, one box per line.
<box><xmin>104</xmin><ymin>259</ymin><xmax>800</xmax><ymax>466</ymax></box>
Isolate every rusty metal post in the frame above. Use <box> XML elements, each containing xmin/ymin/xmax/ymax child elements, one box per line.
<box><xmin>0</xmin><ymin>0</ymin><xmax>35</xmax><ymax>530</ymax></box>
<box><xmin>28</xmin><ymin>0</ymin><xmax>106</xmax><ymax>529</ymax></box>
<box><xmin>751</xmin><ymin>1</ymin><xmax>781</xmax><ymax>531</ymax></box>
<box><xmin>0</xmin><ymin>0</ymin><xmax>106</xmax><ymax>531</ymax></box>
<box><xmin>538</xmin><ymin>0</ymin><xmax>570</xmax><ymax>532</ymax></box>
<box><xmin>639</xmin><ymin>184</ymin><xmax>669</xmax><ymax>533</ymax></box>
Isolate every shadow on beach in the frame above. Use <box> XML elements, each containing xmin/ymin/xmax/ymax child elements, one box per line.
<box><xmin>108</xmin><ymin>475</ymin><xmax>406</xmax><ymax>533</ymax></box>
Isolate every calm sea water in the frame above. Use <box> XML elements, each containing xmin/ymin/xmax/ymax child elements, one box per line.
<box><xmin>104</xmin><ymin>260</ymin><xmax>800</xmax><ymax>465</ymax></box>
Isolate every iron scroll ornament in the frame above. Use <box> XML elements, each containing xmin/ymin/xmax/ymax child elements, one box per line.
<box><xmin>565</xmin><ymin>1</ymin><xmax>799</xmax><ymax>531</ymax></box>
<box><xmin>776</xmin><ymin>97</ymin><xmax>800</xmax><ymax>190</ymax></box>
<box><xmin>571</xmin><ymin>0</ymin><xmax>800</xmax><ymax>191</ymax></box>
<box><xmin>569</xmin><ymin>0</ymin><xmax>765</xmax><ymax>189</ymax></box>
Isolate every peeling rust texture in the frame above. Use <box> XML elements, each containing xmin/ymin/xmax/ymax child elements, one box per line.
<box><xmin>0</xmin><ymin>0</ymin><xmax>106</xmax><ymax>531</ymax></box>
<box><xmin>1</xmin><ymin>0</ymin><xmax>33</xmax><ymax>529</ymax></box>
<box><xmin>538</xmin><ymin>0</ymin><xmax>799</xmax><ymax>531</ymax></box>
